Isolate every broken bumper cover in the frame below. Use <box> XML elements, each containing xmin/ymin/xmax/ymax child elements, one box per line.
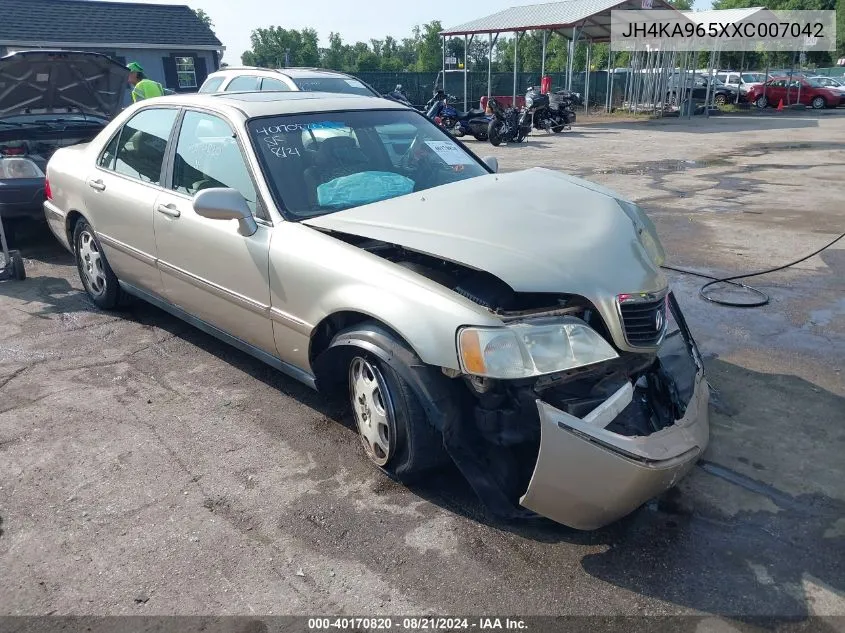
<box><xmin>519</xmin><ymin>367</ymin><xmax>709</xmax><ymax>530</ymax></box>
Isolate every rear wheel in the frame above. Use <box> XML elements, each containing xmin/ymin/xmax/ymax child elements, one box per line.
<box><xmin>73</xmin><ymin>218</ymin><xmax>121</xmax><ymax>309</ymax></box>
<box><xmin>811</xmin><ymin>96</ymin><xmax>826</xmax><ymax>109</ymax></box>
<box><xmin>488</xmin><ymin>120</ymin><xmax>503</xmax><ymax>146</ymax></box>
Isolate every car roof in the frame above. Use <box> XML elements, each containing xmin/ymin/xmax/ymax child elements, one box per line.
<box><xmin>210</xmin><ymin>66</ymin><xmax>357</xmax><ymax>80</ymax></box>
<box><xmin>153</xmin><ymin>90</ymin><xmax>405</xmax><ymax>118</ymax></box>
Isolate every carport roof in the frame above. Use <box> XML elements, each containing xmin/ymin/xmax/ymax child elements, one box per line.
<box><xmin>680</xmin><ymin>6</ymin><xmax>772</xmax><ymax>24</ymax></box>
<box><xmin>441</xmin><ymin>0</ymin><xmax>680</xmax><ymax>38</ymax></box>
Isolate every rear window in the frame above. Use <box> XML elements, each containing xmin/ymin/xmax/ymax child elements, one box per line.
<box><xmin>292</xmin><ymin>77</ymin><xmax>375</xmax><ymax>96</ymax></box>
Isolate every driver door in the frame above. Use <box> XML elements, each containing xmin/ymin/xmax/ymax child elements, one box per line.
<box><xmin>153</xmin><ymin>109</ymin><xmax>277</xmax><ymax>356</ymax></box>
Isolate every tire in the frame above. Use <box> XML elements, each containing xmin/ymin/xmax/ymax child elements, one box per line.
<box><xmin>551</xmin><ymin>124</ymin><xmax>564</xmax><ymax>133</ymax></box>
<box><xmin>811</xmin><ymin>96</ymin><xmax>826</xmax><ymax>109</ymax></box>
<box><xmin>714</xmin><ymin>94</ymin><xmax>727</xmax><ymax>106</ymax></box>
<box><xmin>345</xmin><ymin>346</ymin><xmax>445</xmax><ymax>482</ymax></box>
<box><xmin>488</xmin><ymin>120</ymin><xmax>503</xmax><ymax>146</ymax></box>
<box><xmin>73</xmin><ymin>218</ymin><xmax>122</xmax><ymax>309</ymax></box>
<box><xmin>755</xmin><ymin>95</ymin><xmax>768</xmax><ymax>109</ymax></box>
<box><xmin>10</xmin><ymin>250</ymin><xmax>25</xmax><ymax>280</ymax></box>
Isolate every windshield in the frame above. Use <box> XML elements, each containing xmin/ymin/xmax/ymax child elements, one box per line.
<box><xmin>742</xmin><ymin>73</ymin><xmax>765</xmax><ymax>83</ymax></box>
<box><xmin>292</xmin><ymin>77</ymin><xmax>376</xmax><ymax>97</ymax></box>
<box><xmin>248</xmin><ymin>109</ymin><xmax>489</xmax><ymax>219</ymax></box>
<box><xmin>805</xmin><ymin>78</ymin><xmax>827</xmax><ymax>88</ymax></box>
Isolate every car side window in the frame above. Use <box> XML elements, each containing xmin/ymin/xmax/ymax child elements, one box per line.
<box><xmin>112</xmin><ymin>108</ymin><xmax>178</xmax><ymax>185</ymax></box>
<box><xmin>225</xmin><ymin>75</ymin><xmax>260</xmax><ymax>91</ymax></box>
<box><xmin>260</xmin><ymin>77</ymin><xmax>290</xmax><ymax>91</ymax></box>
<box><xmin>170</xmin><ymin>110</ymin><xmax>265</xmax><ymax>221</ymax></box>
<box><xmin>199</xmin><ymin>77</ymin><xmax>225</xmax><ymax>93</ymax></box>
<box><xmin>98</xmin><ymin>132</ymin><xmax>120</xmax><ymax>169</ymax></box>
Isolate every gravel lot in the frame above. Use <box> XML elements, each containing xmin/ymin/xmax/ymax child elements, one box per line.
<box><xmin>1</xmin><ymin>112</ymin><xmax>844</xmax><ymax>620</ymax></box>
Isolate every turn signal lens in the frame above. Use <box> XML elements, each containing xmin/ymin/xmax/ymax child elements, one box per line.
<box><xmin>458</xmin><ymin>329</ymin><xmax>485</xmax><ymax>374</ymax></box>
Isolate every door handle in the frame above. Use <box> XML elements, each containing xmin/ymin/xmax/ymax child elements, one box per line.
<box><xmin>156</xmin><ymin>203</ymin><xmax>181</xmax><ymax>218</ymax></box>
<box><xmin>88</xmin><ymin>179</ymin><xmax>106</xmax><ymax>192</ymax></box>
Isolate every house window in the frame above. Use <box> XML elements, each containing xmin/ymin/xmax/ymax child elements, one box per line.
<box><xmin>176</xmin><ymin>56</ymin><xmax>197</xmax><ymax>89</ymax></box>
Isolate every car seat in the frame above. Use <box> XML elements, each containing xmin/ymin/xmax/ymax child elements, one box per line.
<box><xmin>303</xmin><ymin>136</ymin><xmax>369</xmax><ymax>207</ymax></box>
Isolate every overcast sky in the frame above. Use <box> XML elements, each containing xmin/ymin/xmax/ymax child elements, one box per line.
<box><xmin>101</xmin><ymin>0</ymin><xmax>705</xmax><ymax>64</ymax></box>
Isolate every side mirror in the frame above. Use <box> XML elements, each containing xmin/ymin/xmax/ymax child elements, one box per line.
<box><xmin>193</xmin><ymin>188</ymin><xmax>257</xmax><ymax>236</ymax></box>
<box><xmin>482</xmin><ymin>156</ymin><xmax>499</xmax><ymax>173</ymax></box>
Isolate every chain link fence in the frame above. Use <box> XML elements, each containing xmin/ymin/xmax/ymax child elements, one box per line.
<box><xmin>352</xmin><ymin>71</ymin><xmax>632</xmax><ymax>110</ymax></box>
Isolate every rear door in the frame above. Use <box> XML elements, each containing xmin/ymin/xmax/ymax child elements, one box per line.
<box><xmin>83</xmin><ymin>106</ymin><xmax>179</xmax><ymax>295</ymax></box>
<box><xmin>152</xmin><ymin>108</ymin><xmax>277</xmax><ymax>355</ymax></box>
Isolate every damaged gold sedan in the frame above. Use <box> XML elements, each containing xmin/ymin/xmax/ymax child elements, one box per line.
<box><xmin>43</xmin><ymin>91</ymin><xmax>708</xmax><ymax>530</ymax></box>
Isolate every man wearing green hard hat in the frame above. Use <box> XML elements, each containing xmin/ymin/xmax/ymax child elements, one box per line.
<box><xmin>127</xmin><ymin>62</ymin><xmax>165</xmax><ymax>102</ymax></box>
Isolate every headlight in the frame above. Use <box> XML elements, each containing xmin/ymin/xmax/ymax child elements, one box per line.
<box><xmin>458</xmin><ymin>318</ymin><xmax>619</xmax><ymax>379</ymax></box>
<box><xmin>0</xmin><ymin>157</ymin><xmax>44</xmax><ymax>180</ymax></box>
<box><xmin>615</xmin><ymin>199</ymin><xmax>666</xmax><ymax>267</ymax></box>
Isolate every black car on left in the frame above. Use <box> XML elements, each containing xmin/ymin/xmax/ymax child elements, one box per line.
<box><xmin>0</xmin><ymin>50</ymin><xmax>128</xmax><ymax>239</ymax></box>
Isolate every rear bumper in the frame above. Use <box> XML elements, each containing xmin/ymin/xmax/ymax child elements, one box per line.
<box><xmin>520</xmin><ymin>369</ymin><xmax>708</xmax><ymax>530</ymax></box>
<box><xmin>43</xmin><ymin>200</ymin><xmax>72</xmax><ymax>252</ymax></box>
<box><xmin>0</xmin><ymin>178</ymin><xmax>45</xmax><ymax>220</ymax></box>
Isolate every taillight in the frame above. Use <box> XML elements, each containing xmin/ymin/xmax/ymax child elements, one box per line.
<box><xmin>45</xmin><ymin>177</ymin><xmax>52</xmax><ymax>200</ymax></box>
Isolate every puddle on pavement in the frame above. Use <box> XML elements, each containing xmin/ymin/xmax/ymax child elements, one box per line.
<box><xmin>583</xmin><ymin>141</ymin><xmax>845</xmax><ymax>178</ymax></box>
<box><xmin>593</xmin><ymin>158</ymin><xmax>733</xmax><ymax>175</ymax></box>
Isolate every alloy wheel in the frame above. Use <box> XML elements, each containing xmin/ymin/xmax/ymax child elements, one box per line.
<box><xmin>78</xmin><ymin>229</ymin><xmax>107</xmax><ymax>297</ymax></box>
<box><xmin>349</xmin><ymin>357</ymin><xmax>393</xmax><ymax>467</ymax></box>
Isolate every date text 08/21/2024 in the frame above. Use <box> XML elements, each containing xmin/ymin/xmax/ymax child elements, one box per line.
<box><xmin>307</xmin><ymin>617</ymin><xmax>529</xmax><ymax>630</ymax></box>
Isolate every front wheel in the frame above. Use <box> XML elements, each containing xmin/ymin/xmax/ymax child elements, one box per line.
<box><xmin>755</xmin><ymin>95</ymin><xmax>768</xmax><ymax>109</ymax></box>
<box><xmin>714</xmin><ymin>93</ymin><xmax>727</xmax><ymax>106</ymax></box>
<box><xmin>488</xmin><ymin>119</ymin><xmax>503</xmax><ymax>146</ymax></box>
<box><xmin>811</xmin><ymin>96</ymin><xmax>826</xmax><ymax>109</ymax></box>
<box><xmin>74</xmin><ymin>218</ymin><xmax>122</xmax><ymax>309</ymax></box>
<box><xmin>347</xmin><ymin>352</ymin><xmax>444</xmax><ymax>481</ymax></box>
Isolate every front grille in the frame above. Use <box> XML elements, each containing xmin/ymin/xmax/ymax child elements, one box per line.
<box><xmin>618</xmin><ymin>295</ymin><xmax>667</xmax><ymax>347</ymax></box>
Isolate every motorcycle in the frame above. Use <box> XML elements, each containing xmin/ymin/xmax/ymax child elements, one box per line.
<box><xmin>549</xmin><ymin>88</ymin><xmax>581</xmax><ymax>129</ymax></box>
<box><xmin>425</xmin><ymin>89</ymin><xmax>491</xmax><ymax>141</ymax></box>
<box><xmin>520</xmin><ymin>86</ymin><xmax>581</xmax><ymax>134</ymax></box>
<box><xmin>385</xmin><ymin>84</ymin><xmax>413</xmax><ymax>107</ymax></box>
<box><xmin>487</xmin><ymin>97</ymin><xmax>530</xmax><ymax>146</ymax></box>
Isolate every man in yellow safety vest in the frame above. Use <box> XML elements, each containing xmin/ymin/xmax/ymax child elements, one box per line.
<box><xmin>127</xmin><ymin>62</ymin><xmax>165</xmax><ymax>103</ymax></box>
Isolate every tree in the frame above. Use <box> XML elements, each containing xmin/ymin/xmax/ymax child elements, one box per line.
<box><xmin>241</xmin><ymin>27</ymin><xmax>319</xmax><ymax>67</ymax></box>
<box><xmin>193</xmin><ymin>8</ymin><xmax>213</xmax><ymax>30</ymax></box>
<box><xmin>322</xmin><ymin>32</ymin><xmax>347</xmax><ymax>70</ymax></box>
<box><xmin>666</xmin><ymin>0</ymin><xmax>693</xmax><ymax>10</ymax></box>
<box><xmin>415</xmin><ymin>21</ymin><xmax>443</xmax><ymax>72</ymax></box>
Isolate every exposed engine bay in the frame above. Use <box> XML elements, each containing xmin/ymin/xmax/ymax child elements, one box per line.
<box><xmin>342</xmin><ymin>232</ymin><xmax>706</xmax><ymax>521</ymax></box>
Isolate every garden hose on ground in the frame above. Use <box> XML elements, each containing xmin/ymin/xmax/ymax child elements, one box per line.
<box><xmin>660</xmin><ymin>231</ymin><xmax>845</xmax><ymax>308</ymax></box>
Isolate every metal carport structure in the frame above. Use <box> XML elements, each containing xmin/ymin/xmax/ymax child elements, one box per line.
<box><xmin>440</xmin><ymin>0</ymin><xmax>683</xmax><ymax>113</ymax></box>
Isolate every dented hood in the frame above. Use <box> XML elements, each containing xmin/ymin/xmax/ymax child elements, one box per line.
<box><xmin>0</xmin><ymin>50</ymin><xmax>128</xmax><ymax>119</ymax></box>
<box><xmin>304</xmin><ymin>167</ymin><xmax>667</xmax><ymax>300</ymax></box>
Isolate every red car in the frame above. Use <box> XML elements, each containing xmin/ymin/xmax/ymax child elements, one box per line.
<box><xmin>746</xmin><ymin>76</ymin><xmax>845</xmax><ymax>109</ymax></box>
